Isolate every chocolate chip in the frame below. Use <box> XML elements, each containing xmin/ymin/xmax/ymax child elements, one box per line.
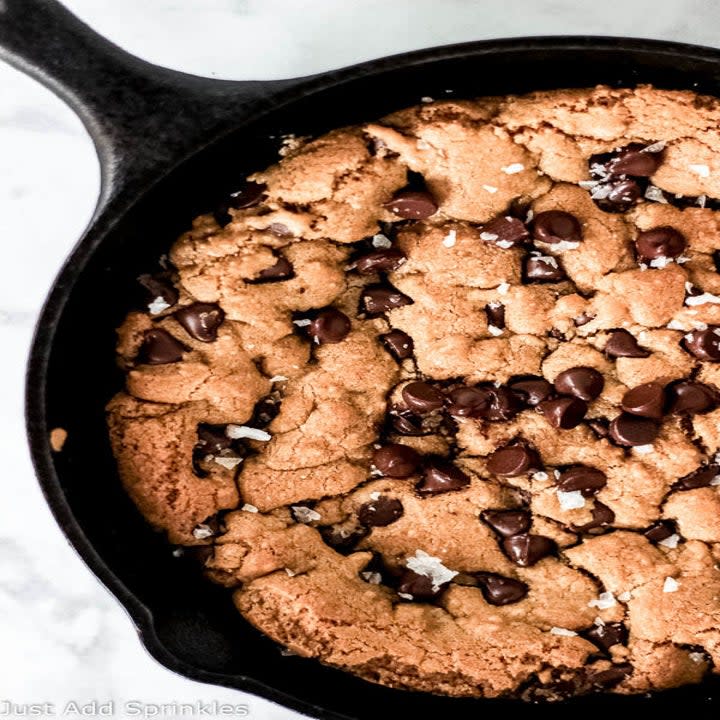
<box><xmin>446</xmin><ymin>386</ymin><xmax>489</xmax><ymax>418</ymax></box>
<box><xmin>502</xmin><ymin>534</ymin><xmax>556</xmax><ymax>566</ymax></box>
<box><xmin>644</xmin><ymin>520</ymin><xmax>676</xmax><ymax>543</ymax></box>
<box><xmin>557</xmin><ymin>466</ymin><xmax>607</xmax><ymax>496</ymax></box>
<box><xmin>139</xmin><ymin>329</ymin><xmax>189</xmax><ymax>364</ymax></box>
<box><xmin>599</xmin><ymin>178</ymin><xmax>643</xmax><ymax>212</ymax></box>
<box><xmin>389</xmin><ymin>410</ymin><xmax>427</xmax><ymax>436</ymax></box>
<box><xmin>485</xmin><ymin>302</ymin><xmax>506</xmax><ymax>328</ymax></box>
<box><xmin>487</xmin><ymin>445</ymin><xmax>540</xmax><ymax>476</ymax></box>
<box><xmin>667</xmin><ymin>381</ymin><xmax>719</xmax><ymax>414</ymax></box>
<box><xmin>417</xmin><ymin>459</ymin><xmax>471</xmax><ymax>494</ymax></box>
<box><xmin>612</xmin><ymin>145</ymin><xmax>663</xmax><ymax>177</ymax></box>
<box><xmin>475</xmin><ymin>572</ymin><xmax>529</xmax><ymax>605</ymax></box>
<box><xmin>584</xmin><ymin>622</ymin><xmax>629</xmax><ymax>652</ymax></box>
<box><xmin>268</xmin><ymin>222</ymin><xmax>291</xmax><ymax>237</ymax></box>
<box><xmin>358</xmin><ymin>496</ymin><xmax>404</xmax><ymax>527</ymax></box>
<box><xmin>174</xmin><ymin>302</ymin><xmax>225</xmax><ymax>342</ymax></box>
<box><xmin>683</xmin><ymin>326</ymin><xmax>720</xmax><ymax>361</ymax></box>
<box><xmin>196</xmin><ymin>424</ymin><xmax>233</xmax><ymax>455</ymax></box>
<box><xmin>360</xmin><ymin>285</ymin><xmax>413</xmax><ymax>315</ymax></box>
<box><xmin>481</xmin><ymin>509</ymin><xmax>532</xmax><ymax>537</ymax></box>
<box><xmin>635</xmin><ymin>226</ymin><xmax>686</xmax><ymax>260</ymax></box>
<box><xmin>573</xmin><ymin>312</ymin><xmax>595</xmax><ymax>327</ymax></box>
<box><xmin>532</xmin><ymin>211</ymin><xmax>582</xmax><ymax>244</ymax></box>
<box><xmin>480</xmin><ymin>216</ymin><xmax>529</xmax><ymax>247</ymax></box>
<box><xmin>524</xmin><ymin>254</ymin><xmax>566</xmax><ymax>282</ymax></box>
<box><xmin>450</xmin><ymin>385</ymin><xmax>523</xmax><ymax>422</ymax></box>
<box><xmin>402</xmin><ymin>382</ymin><xmax>444</xmax><ymax>413</ymax></box>
<box><xmin>589</xmin><ymin>664</ymin><xmax>633</xmax><ymax>688</ymax></box>
<box><xmin>397</xmin><ymin>569</ymin><xmax>442</xmax><ymax>600</ymax></box>
<box><xmin>229</xmin><ymin>180</ymin><xmax>266</xmax><ymax>209</ymax></box>
<box><xmin>676</xmin><ymin>464</ymin><xmax>720</xmax><ymax>490</ymax></box>
<box><xmin>320</xmin><ymin>525</ymin><xmax>368</xmax><ymax>553</ymax></box>
<box><xmin>604</xmin><ymin>329</ymin><xmax>651</xmax><ymax>358</ymax></box>
<box><xmin>308</xmin><ymin>308</ymin><xmax>351</xmax><ymax>344</ymax></box>
<box><xmin>587</xmin><ymin>418</ymin><xmax>610</xmax><ymax>438</ymax></box>
<box><xmin>138</xmin><ymin>274</ymin><xmax>179</xmax><ymax>307</ymax></box>
<box><xmin>621</xmin><ymin>381</ymin><xmax>666</xmax><ymax>420</ymax></box>
<box><xmin>354</xmin><ymin>248</ymin><xmax>406</xmax><ymax>274</ymax></box>
<box><xmin>250</xmin><ymin>255</ymin><xmax>294</xmax><ymax>283</ymax></box>
<box><xmin>381</xmin><ymin>330</ymin><xmax>414</xmax><ymax>360</ymax></box>
<box><xmin>384</xmin><ymin>189</ymin><xmax>438</xmax><ymax>219</ymax></box>
<box><xmin>538</xmin><ymin>396</ymin><xmax>588</xmax><ymax>429</ymax></box>
<box><xmin>373</xmin><ymin>444</ymin><xmax>421</xmax><ymax>478</ymax></box>
<box><xmin>508</xmin><ymin>377</ymin><xmax>553</xmax><ymax>407</ymax></box>
<box><xmin>554</xmin><ymin>367</ymin><xmax>605</xmax><ymax>401</ymax></box>
<box><xmin>572</xmin><ymin>501</ymin><xmax>615</xmax><ymax>533</ymax></box>
<box><xmin>608</xmin><ymin>413</ymin><xmax>659</xmax><ymax>446</ymax></box>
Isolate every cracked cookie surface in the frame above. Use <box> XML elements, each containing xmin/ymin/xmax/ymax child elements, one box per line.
<box><xmin>108</xmin><ymin>85</ymin><xmax>720</xmax><ymax>700</ymax></box>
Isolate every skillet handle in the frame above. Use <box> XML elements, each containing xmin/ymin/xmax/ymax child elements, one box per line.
<box><xmin>0</xmin><ymin>0</ymin><xmax>291</xmax><ymax>208</ymax></box>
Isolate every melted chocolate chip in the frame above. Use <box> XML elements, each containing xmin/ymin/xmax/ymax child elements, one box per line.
<box><xmin>451</xmin><ymin>385</ymin><xmax>523</xmax><ymax>422</ymax></box>
<box><xmin>320</xmin><ymin>525</ymin><xmax>369</xmax><ymax>553</ymax></box>
<box><xmin>508</xmin><ymin>377</ymin><xmax>553</xmax><ymax>407</ymax></box>
<box><xmin>445</xmin><ymin>386</ymin><xmax>489</xmax><ymax>418</ymax></box>
<box><xmin>481</xmin><ymin>509</ymin><xmax>532</xmax><ymax>537</ymax></box>
<box><xmin>485</xmin><ymin>302</ymin><xmax>506</xmax><ymax>328</ymax></box>
<box><xmin>397</xmin><ymin>569</ymin><xmax>442</xmax><ymax>600</ymax></box>
<box><xmin>532</xmin><ymin>211</ymin><xmax>582</xmax><ymax>244</ymax></box>
<box><xmin>572</xmin><ymin>502</ymin><xmax>615</xmax><ymax>533</ymax></box>
<box><xmin>621</xmin><ymin>381</ymin><xmax>666</xmax><ymax>420</ymax></box>
<box><xmin>358</xmin><ymin>496</ymin><xmax>404</xmax><ymax>527</ymax></box>
<box><xmin>609</xmin><ymin>413</ymin><xmax>660</xmax><ymax>446</ymax></box>
<box><xmin>381</xmin><ymin>330</ymin><xmax>414</xmax><ymax>360</ymax></box>
<box><xmin>584</xmin><ymin>622</ymin><xmax>628</xmax><ymax>652</ymax></box>
<box><xmin>476</xmin><ymin>572</ymin><xmax>529</xmax><ymax>605</ymax></box>
<box><xmin>635</xmin><ymin>226</ymin><xmax>686</xmax><ymax>260</ymax></box>
<box><xmin>417</xmin><ymin>459</ymin><xmax>470</xmax><ymax>494</ymax></box>
<box><xmin>597</xmin><ymin>178</ymin><xmax>644</xmax><ymax>212</ymax></box>
<box><xmin>480</xmin><ymin>216</ymin><xmax>530</xmax><ymax>247</ymax></box>
<box><xmin>554</xmin><ymin>367</ymin><xmax>605</xmax><ymax>401</ymax></box>
<box><xmin>604</xmin><ymin>329</ymin><xmax>651</xmax><ymax>358</ymax></box>
<box><xmin>683</xmin><ymin>326</ymin><xmax>720</xmax><ymax>361</ymax></box>
<box><xmin>249</xmin><ymin>255</ymin><xmax>294</xmax><ymax>283</ymax></box>
<box><xmin>502</xmin><ymin>534</ymin><xmax>556</xmax><ymax>566</ymax></box>
<box><xmin>229</xmin><ymin>180</ymin><xmax>267</xmax><ymax>209</ymax></box>
<box><xmin>384</xmin><ymin>189</ymin><xmax>438</xmax><ymax>219</ymax></box>
<box><xmin>373</xmin><ymin>444</ymin><xmax>421</xmax><ymax>478</ymax></box>
<box><xmin>174</xmin><ymin>302</ymin><xmax>225</xmax><ymax>342</ymax></box>
<box><xmin>676</xmin><ymin>464</ymin><xmax>720</xmax><ymax>490</ymax></box>
<box><xmin>308</xmin><ymin>308</ymin><xmax>351</xmax><ymax>344</ymax></box>
<box><xmin>557</xmin><ymin>466</ymin><xmax>607</xmax><ymax>496</ymax></box>
<box><xmin>360</xmin><ymin>285</ymin><xmax>413</xmax><ymax>315</ymax></box>
<box><xmin>667</xmin><ymin>381</ymin><xmax>719</xmax><ymax>414</ymax></box>
<box><xmin>402</xmin><ymin>382</ymin><xmax>444</xmax><ymax>413</ymax></box>
<box><xmin>610</xmin><ymin>145</ymin><xmax>663</xmax><ymax>177</ymax></box>
<box><xmin>524</xmin><ymin>254</ymin><xmax>566</xmax><ymax>282</ymax></box>
<box><xmin>389</xmin><ymin>410</ymin><xmax>429</xmax><ymax>436</ymax></box>
<box><xmin>138</xmin><ymin>274</ymin><xmax>179</xmax><ymax>307</ymax></box>
<box><xmin>644</xmin><ymin>520</ymin><xmax>677</xmax><ymax>544</ymax></box>
<box><xmin>588</xmin><ymin>665</ymin><xmax>633</xmax><ymax>688</ymax></box>
<box><xmin>354</xmin><ymin>248</ymin><xmax>406</xmax><ymax>274</ymax></box>
<box><xmin>537</xmin><ymin>396</ymin><xmax>588</xmax><ymax>429</ymax></box>
<box><xmin>139</xmin><ymin>329</ymin><xmax>189</xmax><ymax>364</ymax></box>
<box><xmin>487</xmin><ymin>445</ymin><xmax>540</xmax><ymax>476</ymax></box>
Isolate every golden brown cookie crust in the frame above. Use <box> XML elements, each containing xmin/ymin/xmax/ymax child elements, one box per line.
<box><xmin>108</xmin><ymin>85</ymin><xmax>720</xmax><ymax>699</ymax></box>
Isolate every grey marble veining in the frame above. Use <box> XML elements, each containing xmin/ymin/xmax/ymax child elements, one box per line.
<box><xmin>2</xmin><ymin>1</ymin><xmax>720</xmax><ymax>717</ymax></box>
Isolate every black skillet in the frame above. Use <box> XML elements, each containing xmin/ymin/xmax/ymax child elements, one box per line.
<box><xmin>2</xmin><ymin>0</ymin><xmax>720</xmax><ymax>717</ymax></box>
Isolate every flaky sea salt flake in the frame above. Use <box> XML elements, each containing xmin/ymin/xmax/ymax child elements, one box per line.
<box><xmin>242</xmin><ymin>503</ymin><xmax>259</xmax><ymax>513</ymax></box>
<box><xmin>292</xmin><ymin>506</ymin><xmax>321</xmax><ymax>523</ymax></box>
<box><xmin>226</xmin><ymin>425</ymin><xmax>271</xmax><ymax>442</ymax></box>
<box><xmin>501</xmin><ymin>163</ymin><xmax>525</xmax><ymax>174</ymax></box>
<box><xmin>634</xmin><ymin>444</ymin><xmax>654</xmax><ymax>455</ymax></box>
<box><xmin>148</xmin><ymin>296</ymin><xmax>171</xmax><ymax>314</ymax></box>
<box><xmin>642</xmin><ymin>140</ymin><xmax>667</xmax><ymax>153</ymax></box>
<box><xmin>214</xmin><ymin>456</ymin><xmax>243</xmax><ymax>470</ymax></box>
<box><xmin>644</xmin><ymin>185</ymin><xmax>668</xmax><ymax>203</ymax></box>
<box><xmin>663</xmin><ymin>576</ymin><xmax>680</xmax><ymax>593</ymax></box>
<box><xmin>192</xmin><ymin>524</ymin><xmax>214</xmax><ymax>540</ymax></box>
<box><xmin>557</xmin><ymin>489</ymin><xmax>585</xmax><ymax>510</ymax></box>
<box><xmin>550</xmin><ymin>627</ymin><xmax>577</xmax><ymax>637</ymax></box>
<box><xmin>686</xmin><ymin>292</ymin><xmax>720</xmax><ymax>306</ymax></box>
<box><xmin>488</xmin><ymin>325</ymin><xmax>504</xmax><ymax>337</ymax></box>
<box><xmin>497</xmin><ymin>282</ymin><xmax>510</xmax><ymax>295</ymax></box>
<box><xmin>270</xmin><ymin>375</ymin><xmax>288</xmax><ymax>383</ymax></box>
<box><xmin>293</xmin><ymin>318</ymin><xmax>312</xmax><ymax>327</ymax></box>
<box><xmin>372</xmin><ymin>233</ymin><xmax>392</xmax><ymax>248</ymax></box>
<box><xmin>361</xmin><ymin>571</ymin><xmax>382</xmax><ymax>585</ymax></box>
<box><xmin>406</xmin><ymin>550</ymin><xmax>458</xmax><ymax>591</ymax></box>
<box><xmin>659</xmin><ymin>534</ymin><xmax>681</xmax><ymax>548</ymax></box>
<box><xmin>442</xmin><ymin>229</ymin><xmax>457</xmax><ymax>248</ymax></box>
<box><xmin>480</xmin><ymin>232</ymin><xmax>499</xmax><ymax>242</ymax></box>
<box><xmin>588</xmin><ymin>592</ymin><xmax>616</xmax><ymax>610</ymax></box>
<box><xmin>689</xmin><ymin>163</ymin><xmax>710</xmax><ymax>178</ymax></box>
<box><xmin>482</xmin><ymin>184</ymin><xmax>498</xmax><ymax>194</ymax></box>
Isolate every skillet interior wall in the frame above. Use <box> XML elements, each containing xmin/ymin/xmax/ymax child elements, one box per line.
<box><xmin>41</xmin><ymin>43</ymin><xmax>720</xmax><ymax>717</ymax></box>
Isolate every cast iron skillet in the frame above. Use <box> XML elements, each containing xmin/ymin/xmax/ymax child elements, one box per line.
<box><xmin>3</xmin><ymin>0</ymin><xmax>720</xmax><ymax>717</ymax></box>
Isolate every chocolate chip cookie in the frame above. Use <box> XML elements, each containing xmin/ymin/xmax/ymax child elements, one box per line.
<box><xmin>108</xmin><ymin>85</ymin><xmax>720</xmax><ymax>700</ymax></box>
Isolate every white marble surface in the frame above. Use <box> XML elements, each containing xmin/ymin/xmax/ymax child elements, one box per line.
<box><xmin>3</xmin><ymin>0</ymin><xmax>720</xmax><ymax>717</ymax></box>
